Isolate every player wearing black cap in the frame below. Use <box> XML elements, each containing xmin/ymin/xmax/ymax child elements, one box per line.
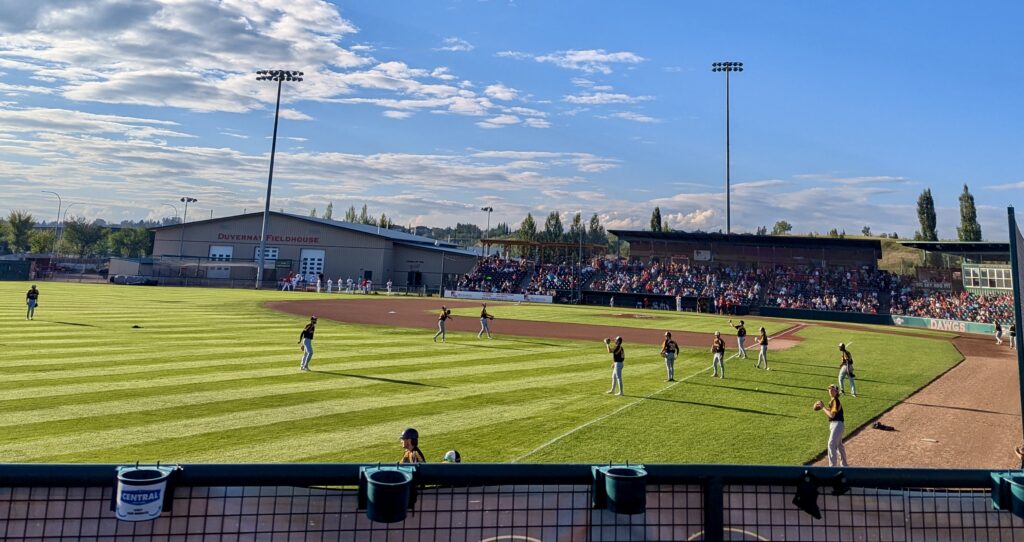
<box><xmin>298</xmin><ymin>316</ymin><xmax>316</xmax><ymax>371</ymax></box>
<box><xmin>399</xmin><ymin>428</ymin><xmax>426</xmax><ymax>463</ymax></box>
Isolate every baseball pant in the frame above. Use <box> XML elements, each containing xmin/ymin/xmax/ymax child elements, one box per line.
<box><xmin>26</xmin><ymin>300</ymin><xmax>36</xmax><ymax>320</ymax></box>
<box><xmin>712</xmin><ymin>353</ymin><xmax>724</xmax><ymax>378</ymax></box>
<box><xmin>478</xmin><ymin>318</ymin><xmax>491</xmax><ymax>339</ymax></box>
<box><xmin>737</xmin><ymin>336</ymin><xmax>747</xmax><ymax>358</ymax></box>
<box><xmin>664</xmin><ymin>354</ymin><xmax>675</xmax><ymax>380</ymax></box>
<box><xmin>433</xmin><ymin>321</ymin><xmax>446</xmax><ymax>342</ymax></box>
<box><xmin>609</xmin><ymin>362</ymin><xmax>624</xmax><ymax>394</ymax></box>
<box><xmin>827</xmin><ymin>421</ymin><xmax>848</xmax><ymax>467</ymax></box>
<box><xmin>756</xmin><ymin>345</ymin><xmax>768</xmax><ymax>368</ymax></box>
<box><xmin>838</xmin><ymin>366</ymin><xmax>856</xmax><ymax>395</ymax></box>
<box><xmin>996</xmin><ymin>331</ymin><xmax>1003</xmax><ymax>345</ymax></box>
<box><xmin>300</xmin><ymin>338</ymin><xmax>313</xmax><ymax>370</ymax></box>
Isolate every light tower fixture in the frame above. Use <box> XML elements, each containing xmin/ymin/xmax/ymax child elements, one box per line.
<box><xmin>711</xmin><ymin>61</ymin><xmax>743</xmax><ymax>234</ymax></box>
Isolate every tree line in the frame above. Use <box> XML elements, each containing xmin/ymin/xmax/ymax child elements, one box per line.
<box><xmin>0</xmin><ymin>211</ymin><xmax>153</xmax><ymax>258</ymax></box>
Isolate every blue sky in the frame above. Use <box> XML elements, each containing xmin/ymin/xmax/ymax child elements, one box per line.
<box><xmin>0</xmin><ymin>0</ymin><xmax>1021</xmax><ymax>239</ymax></box>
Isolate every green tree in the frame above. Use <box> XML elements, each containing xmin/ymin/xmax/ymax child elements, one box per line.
<box><xmin>309</xmin><ymin>208</ymin><xmax>317</xmax><ymax>217</ymax></box>
<box><xmin>108</xmin><ymin>227</ymin><xmax>152</xmax><ymax>257</ymax></box>
<box><xmin>358</xmin><ymin>204</ymin><xmax>375</xmax><ymax>225</ymax></box>
<box><xmin>3</xmin><ymin>210</ymin><xmax>34</xmax><ymax>252</ymax></box>
<box><xmin>771</xmin><ymin>220</ymin><xmax>793</xmax><ymax>235</ymax></box>
<box><xmin>378</xmin><ymin>213</ymin><xmax>393</xmax><ymax>229</ymax></box>
<box><xmin>828</xmin><ymin>228</ymin><xmax>840</xmax><ymax>238</ymax></box>
<box><xmin>28</xmin><ymin>229</ymin><xmax>56</xmax><ymax>254</ymax></box>
<box><xmin>344</xmin><ymin>205</ymin><xmax>357</xmax><ymax>222</ymax></box>
<box><xmin>957</xmin><ymin>184</ymin><xmax>982</xmax><ymax>241</ymax></box>
<box><xmin>588</xmin><ymin>213</ymin><xmax>606</xmax><ymax>247</ymax></box>
<box><xmin>568</xmin><ymin>212</ymin><xmax>586</xmax><ymax>258</ymax></box>
<box><xmin>517</xmin><ymin>213</ymin><xmax>538</xmax><ymax>258</ymax></box>
<box><xmin>542</xmin><ymin>211</ymin><xmax>564</xmax><ymax>261</ymax></box>
<box><xmin>916</xmin><ymin>188</ymin><xmax>938</xmax><ymax>241</ymax></box>
<box><xmin>861</xmin><ymin>226</ymin><xmax>872</xmax><ymax>236</ymax></box>
<box><xmin>650</xmin><ymin>207</ymin><xmax>662</xmax><ymax>232</ymax></box>
<box><xmin>324</xmin><ymin>202</ymin><xmax>333</xmax><ymax>220</ymax></box>
<box><xmin>62</xmin><ymin>218</ymin><xmax>109</xmax><ymax>257</ymax></box>
<box><xmin>755</xmin><ymin>226</ymin><xmax>768</xmax><ymax>236</ymax></box>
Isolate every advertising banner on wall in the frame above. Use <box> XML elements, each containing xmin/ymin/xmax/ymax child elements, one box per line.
<box><xmin>445</xmin><ymin>290</ymin><xmax>553</xmax><ymax>304</ymax></box>
<box><xmin>890</xmin><ymin>315</ymin><xmax>995</xmax><ymax>335</ymax></box>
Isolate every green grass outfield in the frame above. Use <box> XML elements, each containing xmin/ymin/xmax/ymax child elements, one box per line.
<box><xmin>1</xmin><ymin>282</ymin><xmax>963</xmax><ymax>465</ymax></box>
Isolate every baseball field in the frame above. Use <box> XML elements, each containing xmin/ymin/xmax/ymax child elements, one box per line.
<box><xmin>2</xmin><ymin>282</ymin><xmax>965</xmax><ymax>465</ymax></box>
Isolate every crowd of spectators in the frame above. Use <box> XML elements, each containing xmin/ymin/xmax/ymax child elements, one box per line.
<box><xmin>588</xmin><ymin>259</ymin><xmax>764</xmax><ymax>308</ymax></box>
<box><xmin>761</xmin><ymin>265</ymin><xmax>898</xmax><ymax>314</ymax></box>
<box><xmin>526</xmin><ymin>262</ymin><xmax>596</xmax><ymax>295</ymax></box>
<box><xmin>891</xmin><ymin>291</ymin><xmax>1016</xmax><ymax>323</ymax></box>
<box><xmin>455</xmin><ymin>256</ymin><xmax>530</xmax><ymax>294</ymax></box>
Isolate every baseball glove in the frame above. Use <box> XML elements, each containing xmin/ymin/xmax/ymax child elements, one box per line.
<box><xmin>813</xmin><ymin>400</ymin><xmax>824</xmax><ymax>411</ymax></box>
<box><xmin>603</xmin><ymin>338</ymin><xmax>610</xmax><ymax>344</ymax></box>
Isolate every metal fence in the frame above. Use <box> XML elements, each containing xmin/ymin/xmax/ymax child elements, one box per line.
<box><xmin>1</xmin><ymin>464</ymin><xmax>1021</xmax><ymax>541</ymax></box>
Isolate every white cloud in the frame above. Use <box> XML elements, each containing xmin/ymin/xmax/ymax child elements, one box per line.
<box><xmin>434</xmin><ymin>37</ymin><xmax>475</xmax><ymax>52</ymax></box>
<box><xmin>563</xmin><ymin>92</ymin><xmax>654</xmax><ymax>105</ymax></box>
<box><xmin>523</xmin><ymin>118</ymin><xmax>551</xmax><ymax>129</ymax></box>
<box><xmin>991</xmin><ymin>181</ymin><xmax>1024</xmax><ymax>190</ymax></box>
<box><xmin>278</xmin><ymin>108</ymin><xmax>313</xmax><ymax>121</ymax></box>
<box><xmin>430</xmin><ymin>67</ymin><xmax>457</xmax><ymax>81</ymax></box>
<box><xmin>495</xmin><ymin>51</ymin><xmax>532</xmax><ymax>60</ymax></box>
<box><xmin>484</xmin><ymin>83</ymin><xmax>519</xmax><ymax>101</ymax></box>
<box><xmin>535</xmin><ymin>49</ymin><xmax>646</xmax><ymax>74</ymax></box>
<box><xmin>220</xmin><ymin>132</ymin><xmax>249</xmax><ymax>139</ymax></box>
<box><xmin>609</xmin><ymin>111</ymin><xmax>661</xmax><ymax>123</ymax></box>
<box><xmin>476</xmin><ymin>114</ymin><xmax>521</xmax><ymax>129</ymax></box>
<box><xmin>383</xmin><ymin>110</ymin><xmax>413</xmax><ymax>119</ymax></box>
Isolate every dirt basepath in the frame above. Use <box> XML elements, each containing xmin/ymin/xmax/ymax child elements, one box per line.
<box><xmin>814</xmin><ymin>335</ymin><xmax>1021</xmax><ymax>469</ymax></box>
<box><xmin>265</xmin><ymin>298</ymin><xmax>803</xmax><ymax>350</ymax></box>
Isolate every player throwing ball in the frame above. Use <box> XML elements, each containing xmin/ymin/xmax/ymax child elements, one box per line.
<box><xmin>433</xmin><ymin>306</ymin><xmax>453</xmax><ymax>343</ymax></box>
<box><xmin>729</xmin><ymin>319</ymin><xmax>748</xmax><ymax>359</ymax></box>
<box><xmin>838</xmin><ymin>343</ymin><xmax>856</xmax><ymax>396</ymax></box>
<box><xmin>754</xmin><ymin>326</ymin><xmax>769</xmax><ymax>370</ymax></box>
<box><xmin>814</xmin><ymin>384</ymin><xmax>849</xmax><ymax>467</ymax></box>
<box><xmin>604</xmin><ymin>336</ymin><xmax>625</xmax><ymax>395</ymax></box>
<box><xmin>711</xmin><ymin>331</ymin><xmax>726</xmax><ymax>378</ymax></box>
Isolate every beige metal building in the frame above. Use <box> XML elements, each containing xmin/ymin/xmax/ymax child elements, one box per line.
<box><xmin>136</xmin><ymin>212</ymin><xmax>477</xmax><ymax>289</ymax></box>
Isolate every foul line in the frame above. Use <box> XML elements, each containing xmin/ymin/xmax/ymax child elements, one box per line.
<box><xmin>513</xmin><ymin>323</ymin><xmax>808</xmax><ymax>463</ymax></box>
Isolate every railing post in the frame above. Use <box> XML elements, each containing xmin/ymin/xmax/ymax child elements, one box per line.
<box><xmin>704</xmin><ymin>477</ymin><xmax>724</xmax><ymax>542</ymax></box>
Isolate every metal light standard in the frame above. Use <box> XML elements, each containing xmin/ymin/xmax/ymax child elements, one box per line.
<box><xmin>712</xmin><ymin>61</ymin><xmax>743</xmax><ymax>234</ymax></box>
<box><xmin>41</xmin><ymin>190</ymin><xmax>61</xmax><ymax>254</ymax></box>
<box><xmin>481</xmin><ymin>206</ymin><xmax>493</xmax><ymax>256</ymax></box>
<box><xmin>178</xmin><ymin>197</ymin><xmax>197</xmax><ymax>257</ymax></box>
<box><xmin>255</xmin><ymin>69</ymin><xmax>304</xmax><ymax>289</ymax></box>
<box><xmin>162</xmin><ymin>203</ymin><xmax>179</xmax><ymax>224</ymax></box>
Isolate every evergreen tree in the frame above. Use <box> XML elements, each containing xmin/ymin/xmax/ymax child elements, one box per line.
<box><xmin>378</xmin><ymin>213</ymin><xmax>392</xmax><ymax>229</ymax></box>
<box><xmin>861</xmin><ymin>226</ymin><xmax>872</xmax><ymax>236</ymax></box>
<box><xmin>518</xmin><ymin>213</ymin><xmax>538</xmax><ymax>258</ymax></box>
<box><xmin>755</xmin><ymin>226</ymin><xmax>768</xmax><ymax>236</ymax></box>
<box><xmin>957</xmin><ymin>184</ymin><xmax>982</xmax><ymax>241</ymax></box>
<box><xmin>107</xmin><ymin>227</ymin><xmax>152</xmax><ymax>257</ymax></box>
<box><xmin>650</xmin><ymin>207</ymin><xmax>662</xmax><ymax>232</ymax></box>
<box><xmin>344</xmin><ymin>205</ymin><xmax>357</xmax><ymax>222</ymax></box>
<box><xmin>324</xmin><ymin>202</ymin><xmax>333</xmax><ymax>220</ymax></box>
<box><xmin>588</xmin><ymin>213</ymin><xmax>606</xmax><ymax>246</ymax></box>
<box><xmin>309</xmin><ymin>208</ymin><xmax>317</xmax><ymax>217</ymax></box>
<box><xmin>358</xmin><ymin>204</ymin><xmax>374</xmax><ymax>225</ymax></box>
<box><xmin>916</xmin><ymin>188</ymin><xmax>938</xmax><ymax>241</ymax></box>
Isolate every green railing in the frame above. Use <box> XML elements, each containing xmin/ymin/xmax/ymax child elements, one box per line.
<box><xmin>2</xmin><ymin>463</ymin><xmax>1022</xmax><ymax>541</ymax></box>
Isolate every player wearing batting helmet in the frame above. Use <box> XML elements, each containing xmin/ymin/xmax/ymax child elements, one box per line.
<box><xmin>399</xmin><ymin>428</ymin><xmax>426</xmax><ymax>463</ymax></box>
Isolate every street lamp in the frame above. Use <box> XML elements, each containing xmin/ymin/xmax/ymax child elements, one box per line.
<box><xmin>179</xmin><ymin>197</ymin><xmax>197</xmax><ymax>257</ymax></box>
<box><xmin>711</xmin><ymin>61</ymin><xmax>743</xmax><ymax>234</ymax></box>
<box><xmin>255</xmin><ymin>69</ymin><xmax>304</xmax><ymax>289</ymax></box>
<box><xmin>162</xmin><ymin>203</ymin><xmax>179</xmax><ymax>224</ymax></box>
<box><xmin>40</xmin><ymin>190</ymin><xmax>61</xmax><ymax>254</ymax></box>
<box><xmin>481</xmin><ymin>206</ymin><xmax>493</xmax><ymax>256</ymax></box>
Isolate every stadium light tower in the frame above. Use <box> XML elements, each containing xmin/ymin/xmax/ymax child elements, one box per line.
<box><xmin>178</xmin><ymin>197</ymin><xmax>197</xmax><ymax>257</ymax></box>
<box><xmin>712</xmin><ymin>61</ymin><xmax>743</xmax><ymax>234</ymax></box>
<box><xmin>481</xmin><ymin>206</ymin><xmax>493</xmax><ymax>254</ymax></box>
<box><xmin>255</xmin><ymin>69</ymin><xmax>304</xmax><ymax>289</ymax></box>
<box><xmin>40</xmin><ymin>190</ymin><xmax>61</xmax><ymax>254</ymax></box>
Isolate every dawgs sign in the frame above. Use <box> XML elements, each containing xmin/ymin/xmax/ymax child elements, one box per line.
<box><xmin>890</xmin><ymin>315</ymin><xmax>995</xmax><ymax>335</ymax></box>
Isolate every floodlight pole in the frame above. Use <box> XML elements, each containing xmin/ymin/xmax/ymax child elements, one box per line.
<box><xmin>41</xmin><ymin>190</ymin><xmax>61</xmax><ymax>254</ymax></box>
<box><xmin>178</xmin><ymin>197</ymin><xmax>197</xmax><ymax>257</ymax></box>
<box><xmin>481</xmin><ymin>206</ymin><xmax>493</xmax><ymax>256</ymax></box>
<box><xmin>712</xmin><ymin>61</ymin><xmax>743</xmax><ymax>234</ymax></box>
<box><xmin>255</xmin><ymin>69</ymin><xmax>304</xmax><ymax>289</ymax></box>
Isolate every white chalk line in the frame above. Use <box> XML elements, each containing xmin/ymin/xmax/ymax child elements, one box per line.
<box><xmin>513</xmin><ymin>323</ymin><xmax>808</xmax><ymax>462</ymax></box>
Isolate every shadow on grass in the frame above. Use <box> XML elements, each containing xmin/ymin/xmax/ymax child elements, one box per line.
<box><xmin>643</xmin><ymin>395</ymin><xmax>797</xmax><ymax>418</ymax></box>
<box><xmin>314</xmin><ymin>371</ymin><xmax>446</xmax><ymax>388</ymax></box>
<box><xmin>451</xmin><ymin>342</ymin><xmax>535</xmax><ymax>352</ymax></box>
<box><xmin>686</xmin><ymin>379</ymin><xmax>817</xmax><ymax>400</ymax></box>
<box><xmin>496</xmin><ymin>337</ymin><xmax>566</xmax><ymax>348</ymax></box>
<box><xmin>52</xmin><ymin>321</ymin><xmax>98</xmax><ymax>328</ymax></box>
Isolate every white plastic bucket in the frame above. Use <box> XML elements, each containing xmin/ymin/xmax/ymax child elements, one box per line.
<box><xmin>114</xmin><ymin>467</ymin><xmax>172</xmax><ymax>522</ymax></box>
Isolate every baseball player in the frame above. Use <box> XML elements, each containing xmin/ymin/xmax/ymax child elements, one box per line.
<box><xmin>604</xmin><ymin>336</ymin><xmax>625</xmax><ymax>395</ymax></box>
<box><xmin>754</xmin><ymin>326</ymin><xmax>769</xmax><ymax>370</ymax></box>
<box><xmin>995</xmin><ymin>321</ymin><xmax>1004</xmax><ymax>345</ymax></box>
<box><xmin>661</xmin><ymin>331</ymin><xmax>680</xmax><ymax>381</ymax></box>
<box><xmin>326</xmin><ymin>278</ymin><xmax>333</xmax><ymax>293</ymax></box>
<box><xmin>711</xmin><ymin>331</ymin><xmax>726</xmax><ymax>378</ymax></box>
<box><xmin>1011</xmin><ymin>324</ymin><xmax>1017</xmax><ymax>349</ymax></box>
<box><xmin>478</xmin><ymin>303</ymin><xmax>494</xmax><ymax>339</ymax></box>
<box><xmin>433</xmin><ymin>305</ymin><xmax>453</xmax><ymax>343</ymax></box>
<box><xmin>442</xmin><ymin>450</ymin><xmax>462</xmax><ymax>463</ymax></box>
<box><xmin>25</xmin><ymin>284</ymin><xmax>39</xmax><ymax>320</ymax></box>
<box><xmin>399</xmin><ymin>428</ymin><xmax>426</xmax><ymax>463</ymax></box>
<box><xmin>815</xmin><ymin>384</ymin><xmax>849</xmax><ymax>467</ymax></box>
<box><xmin>386</xmin><ymin>279</ymin><xmax>393</xmax><ymax>295</ymax></box>
<box><xmin>298</xmin><ymin>316</ymin><xmax>317</xmax><ymax>371</ymax></box>
<box><xmin>729</xmin><ymin>319</ymin><xmax>748</xmax><ymax>359</ymax></box>
<box><xmin>838</xmin><ymin>343</ymin><xmax>856</xmax><ymax>396</ymax></box>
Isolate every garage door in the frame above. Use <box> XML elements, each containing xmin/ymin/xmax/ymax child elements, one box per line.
<box><xmin>209</xmin><ymin>246</ymin><xmax>233</xmax><ymax>279</ymax></box>
<box><xmin>300</xmin><ymin>249</ymin><xmax>325</xmax><ymax>277</ymax></box>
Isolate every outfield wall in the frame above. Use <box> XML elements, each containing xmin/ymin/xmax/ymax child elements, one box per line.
<box><xmin>445</xmin><ymin>289</ymin><xmax>553</xmax><ymax>303</ymax></box>
<box><xmin>891</xmin><ymin>314</ymin><xmax>996</xmax><ymax>335</ymax></box>
<box><xmin>758</xmin><ymin>307</ymin><xmax>891</xmax><ymax>325</ymax></box>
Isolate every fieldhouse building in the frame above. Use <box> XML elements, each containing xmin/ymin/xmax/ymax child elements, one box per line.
<box><xmin>111</xmin><ymin>212</ymin><xmax>477</xmax><ymax>289</ymax></box>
